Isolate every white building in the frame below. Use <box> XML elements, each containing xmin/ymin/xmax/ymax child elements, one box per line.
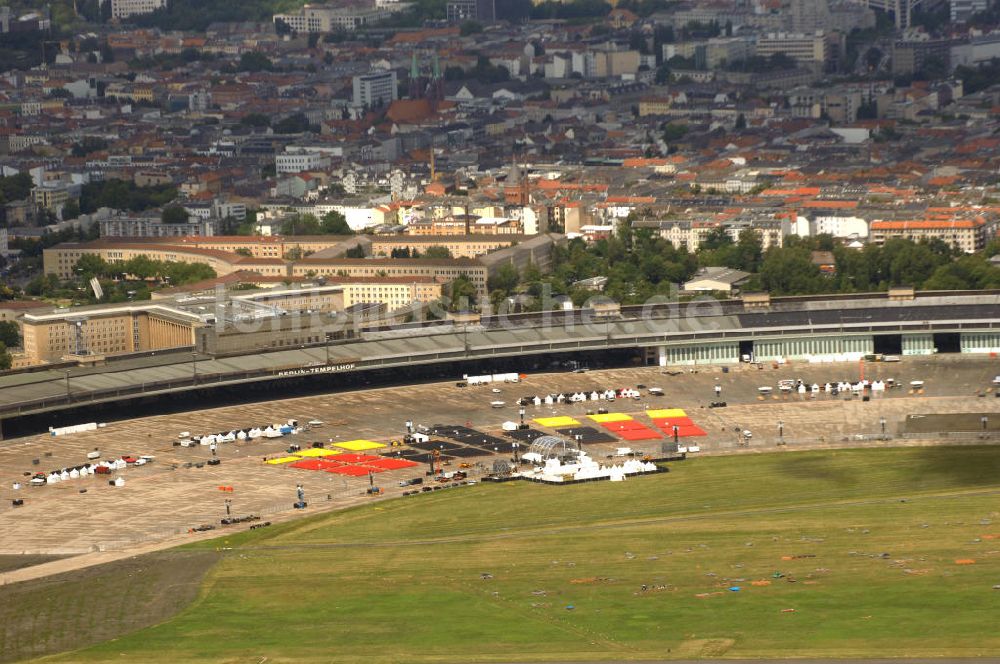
<box><xmin>213</xmin><ymin>200</ymin><xmax>247</xmax><ymax>221</ymax></box>
<box><xmin>812</xmin><ymin>215</ymin><xmax>869</xmax><ymax>238</ymax></box>
<box><xmin>273</xmin><ymin>4</ymin><xmax>399</xmax><ymax>32</ymax></box>
<box><xmin>99</xmin><ymin>214</ymin><xmax>218</xmax><ymax>237</ymax></box>
<box><xmin>951</xmin><ymin>33</ymin><xmax>1000</xmax><ymax>68</ymax></box>
<box><xmin>352</xmin><ymin>70</ymin><xmax>398</xmax><ymax>108</ymax></box>
<box><xmin>276</xmin><ymin>150</ymin><xmax>331</xmax><ymax>175</ymax></box>
<box><xmin>950</xmin><ymin>0</ymin><xmax>990</xmax><ymax>22</ymax></box>
<box><xmin>786</xmin><ymin>214</ymin><xmax>869</xmax><ymax>238</ymax></box>
<box><xmin>109</xmin><ymin>0</ymin><xmax>168</xmax><ymax>20</ymax></box>
<box><xmin>755</xmin><ymin>31</ymin><xmax>841</xmax><ymax>69</ymax></box>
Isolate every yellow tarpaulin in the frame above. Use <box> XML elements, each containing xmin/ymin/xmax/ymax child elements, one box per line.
<box><xmin>334</xmin><ymin>439</ymin><xmax>385</xmax><ymax>451</ymax></box>
<box><xmin>647</xmin><ymin>409</ymin><xmax>687</xmax><ymax>419</ymax></box>
<box><xmin>588</xmin><ymin>413</ymin><xmax>633</xmax><ymax>423</ymax></box>
<box><xmin>265</xmin><ymin>456</ymin><xmax>301</xmax><ymax>465</ymax></box>
<box><xmin>534</xmin><ymin>416</ymin><xmax>581</xmax><ymax>428</ymax></box>
<box><xmin>293</xmin><ymin>448</ymin><xmax>343</xmax><ymax>457</ymax></box>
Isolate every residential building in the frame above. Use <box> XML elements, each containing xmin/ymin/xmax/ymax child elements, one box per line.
<box><xmin>856</xmin><ymin>0</ymin><xmax>925</xmax><ymax>28</ymax></box>
<box><xmin>446</xmin><ymin>0</ymin><xmax>495</xmax><ymax>23</ymax></box>
<box><xmin>273</xmin><ymin>4</ymin><xmax>399</xmax><ymax>32</ymax></box>
<box><xmin>110</xmin><ymin>0</ymin><xmax>168</xmax><ymax>20</ymax></box>
<box><xmin>869</xmin><ymin>219</ymin><xmax>988</xmax><ymax>253</ymax></box>
<box><xmin>755</xmin><ymin>31</ymin><xmax>843</xmax><ymax>71</ymax></box>
<box><xmin>892</xmin><ymin>37</ymin><xmax>952</xmax><ymax>76</ymax></box>
<box><xmin>32</xmin><ymin>183</ymin><xmax>72</xmax><ymax>213</ymax></box>
<box><xmin>352</xmin><ymin>70</ymin><xmax>399</xmax><ymax>109</ymax></box>
<box><xmin>276</xmin><ymin>150</ymin><xmax>332</xmax><ymax>174</ymax></box>
<box><xmin>951</xmin><ymin>33</ymin><xmax>1000</xmax><ymax>69</ymax></box>
<box><xmin>950</xmin><ymin>0</ymin><xmax>990</xmax><ymax>21</ymax></box>
<box><xmin>99</xmin><ymin>214</ymin><xmax>219</xmax><ymax>238</ymax></box>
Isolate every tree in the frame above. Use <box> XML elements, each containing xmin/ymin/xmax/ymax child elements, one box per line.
<box><xmin>460</xmin><ymin>20</ymin><xmax>483</xmax><ymax>36</ymax></box>
<box><xmin>61</xmin><ymin>200</ymin><xmax>81</xmax><ymax>220</ymax></box>
<box><xmin>123</xmin><ymin>255</ymin><xmax>160</xmax><ymax>280</ymax></box>
<box><xmin>161</xmin><ymin>205</ymin><xmax>190</xmax><ymax>224</ymax></box>
<box><xmin>446</xmin><ymin>275</ymin><xmax>478</xmax><ymax>311</ymax></box>
<box><xmin>240</xmin><ymin>113</ymin><xmax>271</xmax><ymax>128</ymax></box>
<box><xmin>700</xmin><ymin>226</ymin><xmax>732</xmax><ymax>251</ymax></box>
<box><xmin>273</xmin><ymin>113</ymin><xmax>312</xmax><ymax>134</ymax></box>
<box><xmin>0</xmin><ymin>320</ymin><xmax>19</xmax><ymax>348</ymax></box>
<box><xmin>733</xmin><ymin>229</ymin><xmax>763</xmax><ymax>272</ymax></box>
<box><xmin>734</xmin><ymin>112</ymin><xmax>746</xmax><ymax>130</ymax></box>
<box><xmin>661</xmin><ymin>122</ymin><xmax>688</xmax><ymax>143</ymax></box>
<box><xmin>74</xmin><ymin>254</ymin><xmax>112</xmax><ymax>279</ymax></box>
<box><xmin>0</xmin><ymin>173</ymin><xmax>32</xmax><ymax>203</ymax></box>
<box><xmin>487</xmin><ymin>263</ymin><xmax>519</xmax><ymax>295</ymax></box>
<box><xmin>758</xmin><ymin>247</ymin><xmax>823</xmax><ymax>294</ymax></box>
<box><xmin>422</xmin><ymin>245</ymin><xmax>453</xmax><ymax>259</ymax></box>
<box><xmin>281</xmin><ymin>214</ymin><xmax>321</xmax><ymax>235</ymax></box>
<box><xmin>320</xmin><ymin>210</ymin><xmax>353</xmax><ymax>234</ymax></box>
<box><xmin>79</xmin><ymin>179</ymin><xmax>176</xmax><ymax>214</ymax></box>
<box><xmin>865</xmin><ymin>46</ymin><xmax>883</xmax><ymax>70</ymax></box>
<box><xmin>238</xmin><ymin>51</ymin><xmax>273</xmax><ymax>73</ymax></box>
<box><xmin>0</xmin><ymin>341</ymin><xmax>11</xmax><ymax>371</ymax></box>
<box><xmin>654</xmin><ymin>64</ymin><xmax>670</xmax><ymax>84</ymax></box>
<box><xmin>71</xmin><ymin>137</ymin><xmax>110</xmax><ymax>158</ymax></box>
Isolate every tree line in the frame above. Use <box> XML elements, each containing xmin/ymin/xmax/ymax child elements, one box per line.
<box><xmin>79</xmin><ymin>179</ymin><xmax>177</xmax><ymax>215</ymax></box>
<box><xmin>485</xmin><ymin>223</ymin><xmax>1000</xmax><ymax>310</ymax></box>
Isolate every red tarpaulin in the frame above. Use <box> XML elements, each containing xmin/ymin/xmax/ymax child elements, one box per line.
<box><xmin>290</xmin><ymin>459</ymin><xmax>344</xmax><ymax>471</ymax></box>
<box><xmin>365</xmin><ymin>458</ymin><xmax>420</xmax><ymax>470</ymax></box>
<box><xmin>653</xmin><ymin>419</ymin><xmax>707</xmax><ymax>437</ymax></box>
<box><xmin>601</xmin><ymin>421</ymin><xmax>662</xmax><ymax>440</ymax></box>
<box><xmin>616</xmin><ymin>427</ymin><xmax>663</xmax><ymax>441</ymax></box>
<box><xmin>600</xmin><ymin>420</ymin><xmax>648</xmax><ymax>432</ymax></box>
<box><xmin>335</xmin><ymin>454</ymin><xmax>381</xmax><ymax>464</ymax></box>
<box><xmin>326</xmin><ymin>465</ymin><xmax>380</xmax><ymax>476</ymax></box>
<box><xmin>652</xmin><ymin>416</ymin><xmax>694</xmax><ymax>428</ymax></box>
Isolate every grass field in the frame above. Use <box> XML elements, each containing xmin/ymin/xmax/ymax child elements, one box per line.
<box><xmin>0</xmin><ymin>550</ymin><xmax>218</xmax><ymax>664</ymax></box>
<box><xmin>34</xmin><ymin>446</ymin><xmax>1000</xmax><ymax>662</ymax></box>
<box><xmin>0</xmin><ymin>555</ymin><xmax>65</xmax><ymax>575</ymax></box>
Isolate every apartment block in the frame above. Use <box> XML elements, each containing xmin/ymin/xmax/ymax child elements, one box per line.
<box><xmin>110</xmin><ymin>0</ymin><xmax>167</xmax><ymax>20</ymax></box>
<box><xmin>869</xmin><ymin>219</ymin><xmax>988</xmax><ymax>253</ymax></box>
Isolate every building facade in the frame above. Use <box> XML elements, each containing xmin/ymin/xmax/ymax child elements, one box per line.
<box><xmin>21</xmin><ymin>305</ymin><xmax>199</xmax><ymax>364</ymax></box>
<box><xmin>352</xmin><ymin>70</ymin><xmax>398</xmax><ymax>108</ymax></box>
<box><xmin>109</xmin><ymin>0</ymin><xmax>167</xmax><ymax>20</ymax></box>
<box><xmin>99</xmin><ymin>215</ymin><xmax>219</xmax><ymax>238</ymax></box>
<box><xmin>869</xmin><ymin>219</ymin><xmax>987</xmax><ymax>253</ymax></box>
<box><xmin>446</xmin><ymin>0</ymin><xmax>495</xmax><ymax>23</ymax></box>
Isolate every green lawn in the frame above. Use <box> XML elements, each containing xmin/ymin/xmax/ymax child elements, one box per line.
<box><xmin>52</xmin><ymin>446</ymin><xmax>1000</xmax><ymax>662</ymax></box>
